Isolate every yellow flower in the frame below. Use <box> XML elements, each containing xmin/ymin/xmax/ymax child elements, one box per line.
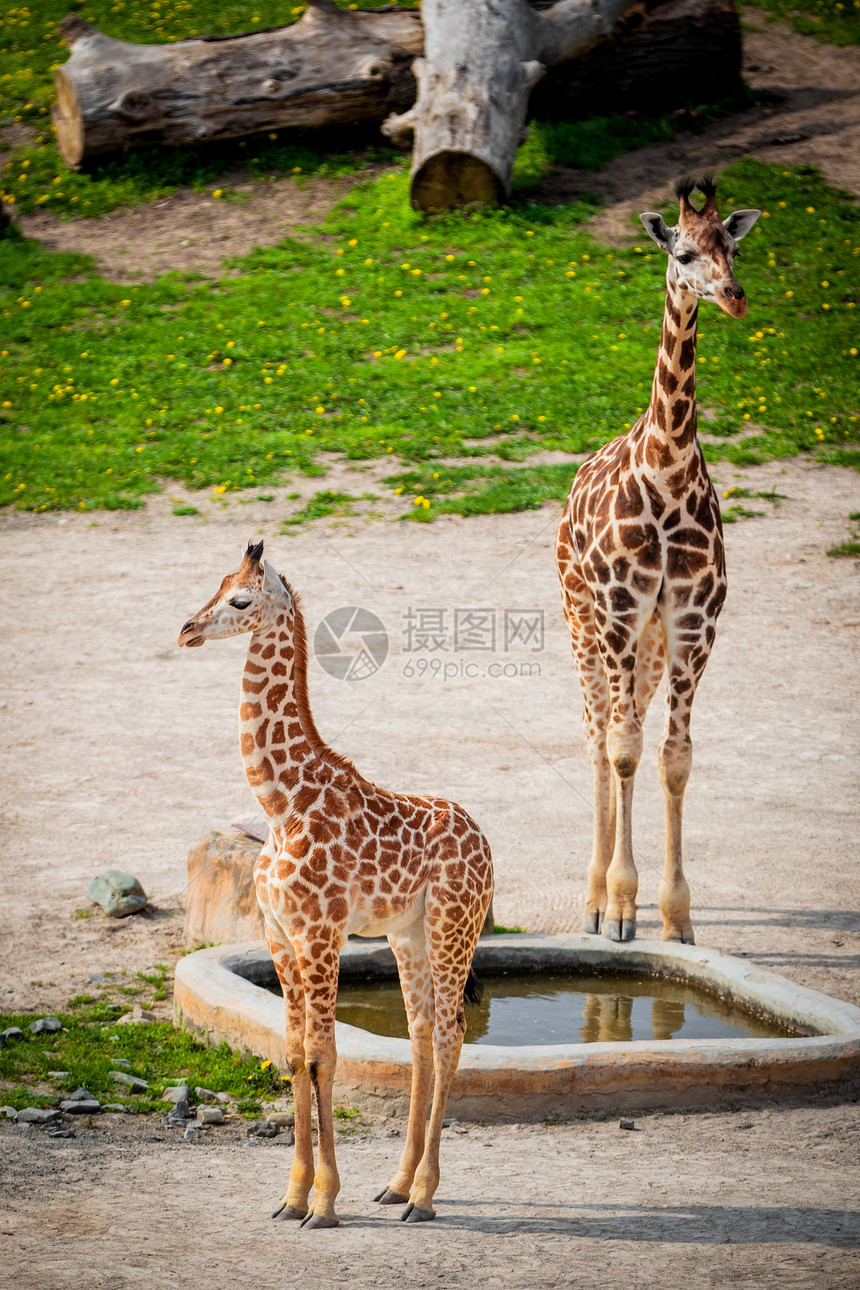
<box><xmin>394</xmin><ymin>289</ymin><xmax>402</xmax><ymax>297</ymax></box>
<box><xmin>212</xmin><ymin>189</ymin><xmax>223</xmax><ymax>198</ymax></box>
<box><xmin>260</xmin><ymin>1059</ymin><xmax>272</xmax><ymax>1069</ymax></box>
<box><xmin>215</xmin><ymin>405</ymin><xmax>224</xmax><ymax>414</ymax></box>
<box><xmin>223</xmin><ymin>356</ymin><xmax>232</xmax><ymax>365</ymax></box>
<box><xmin>433</xmin><ymin>391</ymin><xmax>441</xmax><ymax>398</ymax></box>
<box><xmin>348</xmin><ymin>239</ymin><xmax>357</xmax><ymax>248</ymax></box>
<box><xmin>315</xmin><ymin>405</ymin><xmax>325</xmax><ymax>414</ymax></box>
<box><xmin>109</xmin><ymin>378</ymin><xmax>119</xmax><ymax>386</ymax></box>
<box><xmin>394</xmin><ymin>349</ymin><xmax>406</xmax><ymax>360</ymax></box>
<box><xmin>120</xmin><ymin>300</ymin><xmax>130</xmax><ymax>307</ymax></box>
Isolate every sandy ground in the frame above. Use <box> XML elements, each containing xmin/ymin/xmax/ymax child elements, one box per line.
<box><xmin>2</xmin><ymin>14</ymin><xmax>860</xmax><ymax>1290</ymax></box>
<box><xmin>2</xmin><ymin>1105</ymin><xmax>859</xmax><ymax>1289</ymax></box>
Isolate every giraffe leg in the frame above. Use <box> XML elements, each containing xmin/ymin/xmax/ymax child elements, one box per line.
<box><xmin>603</xmin><ymin>672</ymin><xmax>644</xmax><ymax>943</ymax></box>
<box><xmin>657</xmin><ymin>602</ymin><xmax>715</xmax><ymax>943</ymax></box>
<box><xmin>296</xmin><ymin>951</ymin><xmax>342</xmax><ymax>1230</ymax></box>
<box><xmin>561</xmin><ymin>582</ymin><xmax>613</xmax><ymax>934</ymax></box>
<box><xmin>263</xmin><ymin>928</ymin><xmax>314</xmax><ymax>1221</ymax></box>
<box><xmin>374</xmin><ymin>923</ymin><xmax>434</xmax><ymax>1205</ymax></box>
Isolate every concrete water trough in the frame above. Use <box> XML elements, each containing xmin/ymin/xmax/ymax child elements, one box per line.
<box><xmin>173</xmin><ymin>934</ymin><xmax>860</xmax><ymax>1120</ymax></box>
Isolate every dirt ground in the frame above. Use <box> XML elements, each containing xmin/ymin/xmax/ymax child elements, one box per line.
<box><xmin>2</xmin><ymin>14</ymin><xmax>860</xmax><ymax>1290</ymax></box>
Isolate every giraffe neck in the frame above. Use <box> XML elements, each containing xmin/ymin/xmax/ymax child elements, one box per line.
<box><xmin>239</xmin><ymin>597</ymin><xmax>329</xmax><ymax>823</ymax></box>
<box><xmin>640</xmin><ymin>278</ymin><xmax>700</xmax><ymax>477</ymax></box>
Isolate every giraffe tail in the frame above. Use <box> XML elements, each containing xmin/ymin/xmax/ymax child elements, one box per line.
<box><xmin>463</xmin><ymin>968</ymin><xmax>484</xmax><ymax>1006</ymax></box>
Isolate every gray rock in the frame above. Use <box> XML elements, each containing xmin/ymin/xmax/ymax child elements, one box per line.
<box><xmin>195</xmin><ymin>1086</ymin><xmax>218</xmax><ymax>1102</ymax></box>
<box><xmin>17</xmin><ymin>1107</ymin><xmax>62</xmax><ymax>1125</ymax></box>
<box><xmin>60</xmin><ymin>1099</ymin><xmax>100</xmax><ymax>1115</ymax></box>
<box><xmin>47</xmin><ymin>1071</ymin><xmax>70</xmax><ymax>1079</ymax></box>
<box><xmin>280</xmin><ymin>1129</ymin><xmax>295</xmax><ymax>1147</ymax></box>
<box><xmin>46</xmin><ymin>1128</ymin><xmax>76</xmax><ymax>1139</ymax></box>
<box><xmin>104</xmin><ymin>1104</ymin><xmax>127</xmax><ymax>1113</ymax></box>
<box><xmin>214</xmin><ymin>1092</ymin><xmax>231</xmax><ymax>1105</ymax></box>
<box><xmin>110</xmin><ymin>1071</ymin><xmax>148</xmax><ymax>1094</ymax></box>
<box><xmin>184</xmin><ymin>1126</ymin><xmax>199</xmax><ymax>1142</ymax></box>
<box><xmin>1</xmin><ymin>1027</ymin><xmax>25</xmax><ymax>1044</ymax></box>
<box><xmin>197</xmin><ymin>1106</ymin><xmax>226</xmax><ymax>1125</ymax></box>
<box><xmin>163</xmin><ymin>1098</ymin><xmax>191</xmax><ymax>1126</ymax></box>
<box><xmin>29</xmin><ymin>1017</ymin><xmax>62</xmax><ymax>1036</ymax></box>
<box><xmin>619</xmin><ymin>1118</ymin><xmax>636</xmax><ymax>1132</ymax></box>
<box><xmin>68</xmin><ymin>1086</ymin><xmax>96</xmax><ymax>1102</ymax></box>
<box><xmin>162</xmin><ymin>1085</ymin><xmax>190</xmax><ymax>1104</ymax></box>
<box><xmin>117</xmin><ymin>1007</ymin><xmax>156</xmax><ymax>1026</ymax></box>
<box><xmin>110</xmin><ymin>1058</ymin><xmax>132</xmax><ymax>1070</ymax></box>
<box><xmin>1</xmin><ymin>1106</ymin><xmax>18</xmax><ymax>1121</ymax></box>
<box><xmin>88</xmin><ymin>972</ymin><xmax>109</xmax><ymax>983</ymax></box>
<box><xmin>247</xmin><ymin>1120</ymin><xmax>278</xmax><ymax>1138</ymax></box>
<box><xmin>265</xmin><ymin>1112</ymin><xmax>295</xmax><ymax>1128</ymax></box>
<box><xmin>88</xmin><ymin>870</ymin><xmax>148</xmax><ymax>918</ymax></box>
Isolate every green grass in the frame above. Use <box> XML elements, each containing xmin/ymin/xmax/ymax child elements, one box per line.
<box><xmin>1</xmin><ymin>158</ymin><xmax>858</xmax><ymax>517</ymax></box>
<box><xmin>827</xmin><ymin>511</ymin><xmax>860</xmax><ymax>557</ymax></box>
<box><xmin>0</xmin><ymin>985</ymin><xmax>289</xmax><ymax>1114</ymax></box>
<box><xmin>740</xmin><ymin>0</ymin><xmax>860</xmax><ymax>45</ymax></box>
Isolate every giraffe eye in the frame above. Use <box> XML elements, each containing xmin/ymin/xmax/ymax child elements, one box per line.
<box><xmin>230</xmin><ymin>597</ymin><xmax>252</xmax><ymax>609</ymax></box>
<box><xmin>676</xmin><ymin>252</ymin><xmax>695</xmax><ymax>265</ymax></box>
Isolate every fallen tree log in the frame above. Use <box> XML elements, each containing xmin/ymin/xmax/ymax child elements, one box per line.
<box><xmin>53</xmin><ymin>0</ymin><xmax>741</xmax><ymax>211</ymax></box>
<box><xmin>53</xmin><ymin>0</ymin><xmax>423</xmax><ymax>169</ymax></box>
<box><xmin>383</xmin><ymin>0</ymin><xmax>740</xmax><ymax>210</ymax></box>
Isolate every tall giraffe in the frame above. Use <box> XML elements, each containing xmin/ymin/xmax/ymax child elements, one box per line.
<box><xmin>178</xmin><ymin>542</ymin><xmax>493</xmax><ymax>1228</ymax></box>
<box><xmin>556</xmin><ymin>175</ymin><xmax>760</xmax><ymax>944</ymax></box>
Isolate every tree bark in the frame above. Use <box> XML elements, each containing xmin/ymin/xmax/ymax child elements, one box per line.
<box><xmin>382</xmin><ymin>0</ymin><xmax>635</xmax><ymax>210</ymax></box>
<box><xmin>52</xmin><ymin>0</ymin><xmax>423</xmax><ymax>169</ymax></box>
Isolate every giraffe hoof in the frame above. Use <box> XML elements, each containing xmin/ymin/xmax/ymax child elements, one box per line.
<box><xmin>299</xmin><ymin>1211</ymin><xmax>340</xmax><ymax>1229</ymax></box>
<box><xmin>603</xmin><ymin>918</ymin><xmax>636</xmax><ymax>943</ymax></box>
<box><xmin>662</xmin><ymin>928</ymin><xmax>695</xmax><ymax>944</ymax></box>
<box><xmin>374</xmin><ymin>1188</ymin><xmax>409</xmax><ymax>1205</ymax></box>
<box><xmin>583</xmin><ymin>911</ymin><xmax>602</xmax><ymax>935</ymax></box>
<box><xmin>272</xmin><ymin>1203</ymin><xmax>308</xmax><ymax>1220</ymax></box>
<box><xmin>401</xmin><ymin>1204</ymin><xmax>436</xmax><ymax>1223</ymax></box>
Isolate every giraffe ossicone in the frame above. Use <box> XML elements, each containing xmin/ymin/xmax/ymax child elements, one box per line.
<box><xmin>178</xmin><ymin>541</ymin><xmax>494</xmax><ymax>1228</ymax></box>
<box><xmin>556</xmin><ymin>174</ymin><xmax>761</xmax><ymax>945</ymax></box>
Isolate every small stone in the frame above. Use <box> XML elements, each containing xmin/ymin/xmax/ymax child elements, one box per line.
<box><xmin>195</xmin><ymin>1086</ymin><xmax>218</xmax><ymax>1102</ymax></box>
<box><xmin>1</xmin><ymin>1027</ymin><xmax>25</xmax><ymax>1045</ymax></box>
<box><xmin>247</xmin><ymin>1119</ymin><xmax>278</xmax><ymax>1138</ymax></box>
<box><xmin>117</xmin><ymin>1006</ymin><xmax>156</xmax><ymax>1026</ymax></box>
<box><xmin>60</xmin><ymin>1099</ymin><xmax>100</xmax><ymax>1115</ymax></box>
<box><xmin>88</xmin><ymin>972</ymin><xmax>109</xmax><ymax>983</ymax></box>
<box><xmin>734</xmin><ymin>1120</ymin><xmax>753</xmax><ymax>1130</ymax></box>
<box><xmin>104</xmin><ymin>1104</ymin><xmax>127</xmax><ymax>1113</ymax></box>
<box><xmin>281</xmin><ymin>1128</ymin><xmax>295</xmax><ymax>1147</ymax></box>
<box><xmin>18</xmin><ymin>1107</ymin><xmax>61</xmax><ymax>1125</ymax></box>
<box><xmin>88</xmin><ymin>870</ymin><xmax>148</xmax><ymax>918</ymax></box>
<box><xmin>29</xmin><ymin>1017</ymin><xmax>63</xmax><ymax>1036</ymax></box>
<box><xmin>214</xmin><ymin>1092</ymin><xmax>231</xmax><ymax>1105</ymax></box>
<box><xmin>47</xmin><ymin>1071</ymin><xmax>70</xmax><ymax>1079</ymax></box>
<box><xmin>46</xmin><ymin>1128</ymin><xmax>76</xmax><ymax>1139</ymax></box>
<box><xmin>111</xmin><ymin>1058</ymin><xmax>132</xmax><ymax>1070</ymax></box>
<box><xmin>162</xmin><ymin>1085</ymin><xmax>190</xmax><ymax>1104</ymax></box>
<box><xmin>265</xmin><ymin>1112</ymin><xmax>294</xmax><ymax>1128</ymax></box>
<box><xmin>68</xmin><ymin>1087</ymin><xmax>95</xmax><ymax>1102</ymax></box>
<box><xmin>197</xmin><ymin>1106</ymin><xmax>226</xmax><ymax>1125</ymax></box>
<box><xmin>110</xmin><ymin>1071</ymin><xmax>148</xmax><ymax>1094</ymax></box>
<box><xmin>184</xmin><ymin>1126</ymin><xmax>198</xmax><ymax>1142</ymax></box>
<box><xmin>1</xmin><ymin>1106</ymin><xmax>18</xmax><ymax>1121</ymax></box>
<box><xmin>619</xmin><ymin>1118</ymin><xmax>636</xmax><ymax>1132</ymax></box>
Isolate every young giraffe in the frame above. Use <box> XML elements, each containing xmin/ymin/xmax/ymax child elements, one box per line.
<box><xmin>556</xmin><ymin>175</ymin><xmax>760</xmax><ymax>944</ymax></box>
<box><xmin>178</xmin><ymin>541</ymin><xmax>493</xmax><ymax>1228</ymax></box>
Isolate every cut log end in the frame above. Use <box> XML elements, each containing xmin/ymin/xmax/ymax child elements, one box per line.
<box><xmin>411</xmin><ymin>152</ymin><xmax>503</xmax><ymax>212</ymax></box>
<box><xmin>53</xmin><ymin>66</ymin><xmax>85</xmax><ymax>169</ymax></box>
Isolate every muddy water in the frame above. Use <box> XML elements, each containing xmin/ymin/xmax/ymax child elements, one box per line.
<box><xmin>267</xmin><ymin>971</ymin><xmax>797</xmax><ymax>1045</ymax></box>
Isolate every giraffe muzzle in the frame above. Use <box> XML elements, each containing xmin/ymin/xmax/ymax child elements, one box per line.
<box><xmin>178</xmin><ymin>620</ymin><xmax>206</xmax><ymax>648</ymax></box>
<box><xmin>717</xmin><ymin>282</ymin><xmax>747</xmax><ymax>319</ymax></box>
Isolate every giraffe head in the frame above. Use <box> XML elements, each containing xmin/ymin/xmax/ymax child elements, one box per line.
<box><xmin>639</xmin><ymin>175</ymin><xmax>760</xmax><ymax>319</ymax></box>
<box><xmin>177</xmin><ymin>540</ymin><xmax>292</xmax><ymax>647</ymax></box>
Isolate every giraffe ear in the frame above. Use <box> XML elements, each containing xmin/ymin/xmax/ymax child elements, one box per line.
<box><xmin>262</xmin><ymin>559</ymin><xmax>288</xmax><ymax>600</ymax></box>
<box><xmin>639</xmin><ymin>212</ymin><xmax>673</xmax><ymax>253</ymax></box>
<box><xmin>723</xmin><ymin>209</ymin><xmax>761</xmax><ymax>241</ymax></box>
